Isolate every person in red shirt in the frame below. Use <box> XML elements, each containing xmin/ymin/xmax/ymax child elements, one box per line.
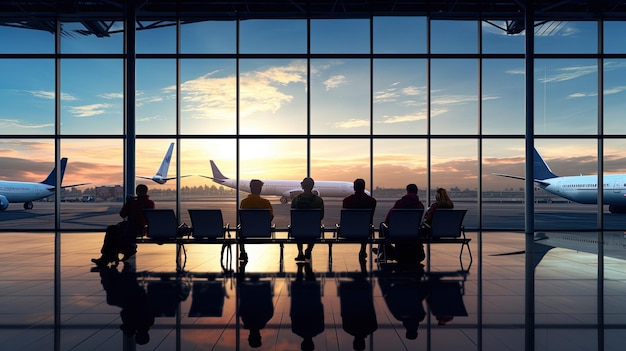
<box><xmin>342</xmin><ymin>178</ymin><xmax>377</xmax><ymax>260</ymax></box>
<box><xmin>92</xmin><ymin>184</ymin><xmax>155</xmax><ymax>267</ymax></box>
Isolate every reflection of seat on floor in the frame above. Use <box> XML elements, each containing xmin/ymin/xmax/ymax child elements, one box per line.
<box><xmin>146</xmin><ymin>279</ymin><xmax>191</xmax><ymax>317</ymax></box>
<box><xmin>427</xmin><ymin>280</ymin><xmax>468</xmax><ymax>319</ymax></box>
<box><xmin>188</xmin><ymin>280</ymin><xmax>226</xmax><ymax>317</ymax></box>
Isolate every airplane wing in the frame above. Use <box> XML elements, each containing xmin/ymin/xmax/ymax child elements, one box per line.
<box><xmin>46</xmin><ymin>183</ymin><xmax>90</xmax><ymax>191</ymax></box>
<box><xmin>137</xmin><ymin>175</ymin><xmax>154</xmax><ymax>180</ymax></box>
<box><xmin>492</xmin><ymin>173</ymin><xmax>551</xmax><ymax>187</ymax></box>
<box><xmin>162</xmin><ymin>175</ymin><xmax>192</xmax><ymax>181</ymax></box>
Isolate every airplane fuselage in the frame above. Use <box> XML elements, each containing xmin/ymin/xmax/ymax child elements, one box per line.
<box><xmin>538</xmin><ymin>174</ymin><xmax>626</xmax><ymax>205</ymax></box>
<box><xmin>0</xmin><ymin>180</ymin><xmax>54</xmax><ymax>203</ymax></box>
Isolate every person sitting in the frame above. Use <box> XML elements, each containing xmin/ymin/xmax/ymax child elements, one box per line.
<box><xmin>375</xmin><ymin>183</ymin><xmax>424</xmax><ymax>262</ymax></box>
<box><xmin>420</xmin><ymin>188</ymin><xmax>454</xmax><ymax>238</ymax></box>
<box><xmin>239</xmin><ymin>179</ymin><xmax>274</xmax><ymax>262</ymax></box>
<box><xmin>342</xmin><ymin>178</ymin><xmax>377</xmax><ymax>261</ymax></box>
<box><xmin>92</xmin><ymin>184</ymin><xmax>155</xmax><ymax>267</ymax></box>
<box><xmin>292</xmin><ymin>177</ymin><xmax>324</xmax><ymax>261</ymax></box>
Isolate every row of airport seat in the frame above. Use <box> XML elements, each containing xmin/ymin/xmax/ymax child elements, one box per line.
<box><xmin>137</xmin><ymin>208</ymin><xmax>472</xmax><ymax>271</ymax></box>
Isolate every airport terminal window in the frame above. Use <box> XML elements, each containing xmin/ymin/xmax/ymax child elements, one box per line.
<box><xmin>60</xmin><ymin>21</ymin><xmax>123</xmax><ymax>54</ymax></box>
<box><xmin>533</xmin><ymin>59</ymin><xmax>598</xmax><ymax>135</ymax></box>
<box><xmin>373</xmin><ymin>138</ymin><xmax>428</xmax><ymax>195</ymax></box>
<box><xmin>180</xmin><ymin>20</ymin><xmax>236</xmax><ymax>54</ymax></box>
<box><xmin>0</xmin><ymin>59</ymin><xmax>55</xmax><ymax>135</ymax></box>
<box><xmin>310</xmin><ymin>59</ymin><xmax>370</xmax><ymax>135</ymax></box>
<box><xmin>0</xmin><ymin>23</ymin><xmax>53</xmax><ymax>54</ymax></box>
<box><xmin>310</xmin><ymin>18</ymin><xmax>370</xmax><ymax>54</ymax></box>
<box><xmin>310</xmin><ymin>138</ymin><xmax>371</xmax><ymax>185</ymax></box>
<box><xmin>60</xmin><ymin>59</ymin><xmax>124</xmax><ymax>135</ymax></box>
<box><xmin>239</xmin><ymin>19</ymin><xmax>307</xmax><ymax>54</ymax></box>
<box><xmin>430</xmin><ymin>20</ymin><xmax>478</xmax><ymax>54</ymax></box>
<box><xmin>481</xmin><ymin>21</ymin><xmax>525</xmax><ymax>54</ymax></box>
<box><xmin>430</xmin><ymin>59</ymin><xmax>479</xmax><ymax>135</ymax></box>
<box><xmin>534</xmin><ymin>21</ymin><xmax>598</xmax><ymax>54</ymax></box>
<box><xmin>239</xmin><ymin>59</ymin><xmax>308</xmax><ymax>135</ymax></box>
<box><xmin>482</xmin><ymin>59</ymin><xmax>525</xmax><ymax>135</ymax></box>
<box><xmin>373</xmin><ymin>16</ymin><xmax>427</xmax><ymax>54</ymax></box>
<box><xmin>603</xmin><ymin>21</ymin><xmax>626</xmax><ymax>54</ymax></box>
<box><xmin>603</xmin><ymin>58</ymin><xmax>626</xmax><ymax>135</ymax></box>
<box><xmin>372</xmin><ymin>58</ymin><xmax>427</xmax><ymax>135</ymax></box>
<box><xmin>180</xmin><ymin>59</ymin><xmax>237</xmax><ymax>135</ymax></box>
<box><xmin>136</xmin><ymin>19</ymin><xmax>177</xmax><ymax>54</ymax></box>
<box><xmin>136</xmin><ymin>59</ymin><xmax>177</xmax><ymax>135</ymax></box>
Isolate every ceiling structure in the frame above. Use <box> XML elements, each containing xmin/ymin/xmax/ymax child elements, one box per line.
<box><xmin>1</xmin><ymin>0</ymin><xmax>625</xmax><ymax>37</ymax></box>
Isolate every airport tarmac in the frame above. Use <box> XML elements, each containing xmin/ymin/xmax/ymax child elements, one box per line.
<box><xmin>2</xmin><ymin>197</ymin><xmax>626</xmax><ymax>232</ymax></box>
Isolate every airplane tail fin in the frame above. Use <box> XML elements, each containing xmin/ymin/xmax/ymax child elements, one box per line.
<box><xmin>210</xmin><ymin>160</ymin><xmax>228</xmax><ymax>180</ymax></box>
<box><xmin>156</xmin><ymin>143</ymin><xmax>175</xmax><ymax>177</ymax></box>
<box><xmin>41</xmin><ymin>158</ymin><xmax>68</xmax><ymax>186</ymax></box>
<box><xmin>533</xmin><ymin>148</ymin><xmax>557</xmax><ymax>180</ymax></box>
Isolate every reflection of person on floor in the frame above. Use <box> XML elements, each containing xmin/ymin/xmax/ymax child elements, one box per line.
<box><xmin>238</xmin><ymin>263</ymin><xmax>274</xmax><ymax>348</ymax></box>
<box><xmin>99</xmin><ymin>265</ymin><xmax>154</xmax><ymax>345</ymax></box>
<box><xmin>378</xmin><ymin>268</ymin><xmax>427</xmax><ymax>340</ymax></box>
<box><xmin>290</xmin><ymin>262</ymin><xmax>324</xmax><ymax>351</ymax></box>
<box><xmin>339</xmin><ymin>276</ymin><xmax>377</xmax><ymax>351</ymax></box>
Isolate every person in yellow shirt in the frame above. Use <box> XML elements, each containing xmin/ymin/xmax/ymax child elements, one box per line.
<box><xmin>239</xmin><ymin>179</ymin><xmax>274</xmax><ymax>261</ymax></box>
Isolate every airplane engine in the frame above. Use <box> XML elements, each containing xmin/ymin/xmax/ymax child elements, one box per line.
<box><xmin>312</xmin><ymin>189</ymin><xmax>320</xmax><ymax>197</ymax></box>
<box><xmin>0</xmin><ymin>195</ymin><xmax>8</xmax><ymax>210</ymax></box>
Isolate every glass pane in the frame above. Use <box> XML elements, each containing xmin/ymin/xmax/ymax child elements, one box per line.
<box><xmin>373</xmin><ymin>16</ymin><xmax>426</xmax><ymax>53</ymax></box>
<box><xmin>136</xmin><ymin>20</ymin><xmax>176</xmax><ymax>54</ymax></box>
<box><xmin>431</xmin><ymin>139</ymin><xmax>478</xmax><ymax>229</ymax></box>
<box><xmin>61</xmin><ymin>21</ymin><xmax>123</xmax><ymax>53</ymax></box>
<box><xmin>430</xmin><ymin>59</ymin><xmax>478</xmax><ymax>134</ymax></box>
<box><xmin>481</xmin><ymin>20</ymin><xmax>525</xmax><ymax>54</ymax></box>
<box><xmin>311</xmin><ymin>19</ymin><xmax>370</xmax><ymax>54</ymax></box>
<box><xmin>534</xmin><ymin>21</ymin><xmax>597</xmax><ymax>54</ymax></box>
<box><xmin>181</xmin><ymin>20</ymin><xmax>236</xmax><ymax>54</ymax></box>
<box><xmin>136</xmin><ymin>139</ymin><xmax>178</xmax><ymax>203</ymax></box>
<box><xmin>373</xmin><ymin>139</ymin><xmax>427</xmax><ymax>226</ymax></box>
<box><xmin>0</xmin><ymin>59</ymin><xmax>55</xmax><ymax>135</ymax></box>
<box><xmin>310</xmin><ymin>59</ymin><xmax>370</xmax><ymax>135</ymax></box>
<box><xmin>136</xmin><ymin>59</ymin><xmax>176</xmax><ymax>135</ymax></box>
<box><xmin>603</xmin><ymin>139</ymin><xmax>626</xmax><ymax>227</ymax></box>
<box><xmin>240</xmin><ymin>19</ymin><xmax>306</xmax><ymax>54</ymax></box>
<box><xmin>180</xmin><ymin>59</ymin><xmax>236</xmax><ymax>135</ymax></box>
<box><xmin>533</xmin><ymin>139</ymin><xmax>598</xmax><ymax>230</ymax></box>
<box><xmin>604</xmin><ymin>21</ymin><xmax>626</xmax><ymax>54</ymax></box>
<box><xmin>482</xmin><ymin>59</ymin><xmax>525</xmax><ymax>135</ymax></box>
<box><xmin>239</xmin><ymin>59</ymin><xmax>307</xmax><ymax>135</ymax></box>
<box><xmin>603</xmin><ymin>59</ymin><xmax>626</xmax><ymax>135</ymax></box>
<box><xmin>311</xmin><ymin>139</ymin><xmax>370</xmax><ymax>227</ymax></box>
<box><xmin>482</xmin><ymin>139</ymin><xmax>525</xmax><ymax>230</ymax></box>
<box><xmin>373</xmin><ymin>59</ymin><xmax>427</xmax><ymax>135</ymax></box>
<box><xmin>0</xmin><ymin>22</ymin><xmax>54</xmax><ymax>53</ymax></box>
<box><xmin>60</xmin><ymin>139</ymin><xmax>122</xmax><ymax>230</ymax></box>
<box><xmin>534</xmin><ymin>59</ymin><xmax>597</xmax><ymax>135</ymax></box>
<box><xmin>0</xmin><ymin>139</ymin><xmax>55</xmax><ymax>229</ymax></box>
<box><xmin>61</xmin><ymin>59</ymin><xmax>123</xmax><ymax>134</ymax></box>
<box><xmin>430</xmin><ymin>20</ymin><xmax>477</xmax><ymax>54</ymax></box>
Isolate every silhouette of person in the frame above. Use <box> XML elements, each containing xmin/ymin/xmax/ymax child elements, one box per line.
<box><xmin>342</xmin><ymin>178</ymin><xmax>377</xmax><ymax>260</ymax></box>
<box><xmin>421</xmin><ymin>187</ymin><xmax>454</xmax><ymax>238</ymax></box>
<box><xmin>238</xmin><ymin>262</ymin><xmax>274</xmax><ymax>348</ymax></box>
<box><xmin>339</xmin><ymin>276</ymin><xmax>377</xmax><ymax>351</ymax></box>
<box><xmin>239</xmin><ymin>179</ymin><xmax>274</xmax><ymax>261</ymax></box>
<box><xmin>92</xmin><ymin>184</ymin><xmax>155</xmax><ymax>267</ymax></box>
<box><xmin>99</xmin><ymin>264</ymin><xmax>154</xmax><ymax>345</ymax></box>
<box><xmin>378</xmin><ymin>266</ymin><xmax>427</xmax><ymax>340</ymax></box>
<box><xmin>376</xmin><ymin>184</ymin><xmax>425</xmax><ymax>263</ymax></box>
<box><xmin>426</xmin><ymin>278</ymin><xmax>468</xmax><ymax>326</ymax></box>
<box><xmin>292</xmin><ymin>177</ymin><xmax>324</xmax><ymax>261</ymax></box>
<box><xmin>290</xmin><ymin>262</ymin><xmax>324</xmax><ymax>351</ymax></box>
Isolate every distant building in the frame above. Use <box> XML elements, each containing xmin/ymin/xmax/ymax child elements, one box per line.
<box><xmin>95</xmin><ymin>185</ymin><xmax>124</xmax><ymax>202</ymax></box>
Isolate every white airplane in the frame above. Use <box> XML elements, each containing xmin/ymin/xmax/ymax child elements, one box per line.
<box><xmin>495</xmin><ymin>148</ymin><xmax>626</xmax><ymax>214</ymax></box>
<box><xmin>202</xmin><ymin>160</ymin><xmax>369</xmax><ymax>204</ymax></box>
<box><xmin>0</xmin><ymin>158</ymin><xmax>88</xmax><ymax>210</ymax></box>
<box><xmin>137</xmin><ymin>142</ymin><xmax>190</xmax><ymax>184</ymax></box>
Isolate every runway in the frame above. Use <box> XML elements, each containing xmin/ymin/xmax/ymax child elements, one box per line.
<box><xmin>2</xmin><ymin>197</ymin><xmax>626</xmax><ymax>232</ymax></box>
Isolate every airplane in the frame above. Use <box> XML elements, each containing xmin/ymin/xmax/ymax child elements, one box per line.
<box><xmin>494</xmin><ymin>147</ymin><xmax>626</xmax><ymax>214</ymax></box>
<box><xmin>137</xmin><ymin>142</ymin><xmax>190</xmax><ymax>184</ymax></box>
<box><xmin>201</xmin><ymin>160</ymin><xmax>369</xmax><ymax>204</ymax></box>
<box><xmin>0</xmin><ymin>158</ymin><xmax>88</xmax><ymax>210</ymax></box>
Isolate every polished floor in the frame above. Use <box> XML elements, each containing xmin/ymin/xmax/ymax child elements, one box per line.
<box><xmin>1</xmin><ymin>232</ymin><xmax>626</xmax><ymax>351</ymax></box>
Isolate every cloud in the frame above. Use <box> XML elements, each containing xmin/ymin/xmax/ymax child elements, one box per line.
<box><xmin>324</xmin><ymin>75</ymin><xmax>347</xmax><ymax>90</ymax></box>
<box><xmin>67</xmin><ymin>103</ymin><xmax>111</xmax><ymax>117</ymax></box>
<box><xmin>378</xmin><ymin>108</ymin><xmax>447</xmax><ymax>124</ymax></box>
<box><xmin>333</xmin><ymin>118</ymin><xmax>369</xmax><ymax>129</ymax></box>
<box><xmin>25</xmin><ymin>90</ymin><xmax>78</xmax><ymax>101</ymax></box>
<box><xmin>539</xmin><ymin>64</ymin><xmax>597</xmax><ymax>84</ymax></box>
<box><xmin>98</xmin><ymin>92</ymin><xmax>123</xmax><ymax>99</ymax></box>
<box><xmin>0</xmin><ymin>118</ymin><xmax>54</xmax><ymax>129</ymax></box>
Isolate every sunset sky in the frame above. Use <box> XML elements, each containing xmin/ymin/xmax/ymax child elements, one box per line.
<box><xmin>2</xmin><ymin>19</ymin><xmax>626</xmax><ymax>192</ymax></box>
